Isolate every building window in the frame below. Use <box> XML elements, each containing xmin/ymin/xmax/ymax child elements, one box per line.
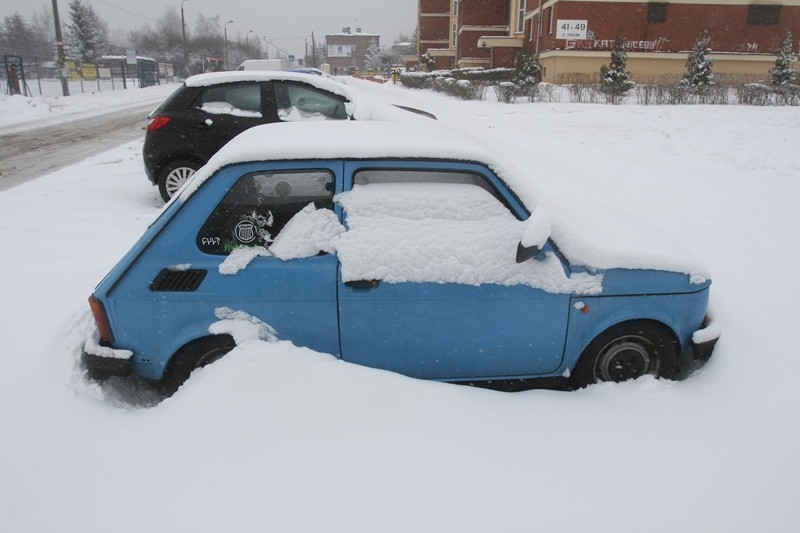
<box><xmin>453</xmin><ymin>0</ymin><xmax>459</xmax><ymax>16</ymax></box>
<box><xmin>517</xmin><ymin>0</ymin><xmax>527</xmax><ymax>33</ymax></box>
<box><xmin>548</xmin><ymin>8</ymin><xmax>554</xmax><ymax>35</ymax></box>
<box><xmin>648</xmin><ymin>3</ymin><xmax>669</xmax><ymax>22</ymax></box>
<box><xmin>748</xmin><ymin>5</ymin><xmax>781</xmax><ymax>25</ymax></box>
<box><xmin>451</xmin><ymin>23</ymin><xmax>458</xmax><ymax>48</ymax></box>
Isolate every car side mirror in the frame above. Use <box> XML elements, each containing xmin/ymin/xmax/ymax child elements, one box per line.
<box><xmin>516</xmin><ymin>242</ymin><xmax>541</xmax><ymax>263</ymax></box>
<box><xmin>516</xmin><ymin>207</ymin><xmax>551</xmax><ymax>263</ymax></box>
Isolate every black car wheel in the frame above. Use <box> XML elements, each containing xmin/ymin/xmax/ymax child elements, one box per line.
<box><xmin>571</xmin><ymin>322</ymin><xmax>678</xmax><ymax>389</ymax></box>
<box><xmin>158</xmin><ymin>160</ymin><xmax>201</xmax><ymax>201</ymax></box>
<box><xmin>159</xmin><ymin>335</ymin><xmax>236</xmax><ymax>395</ymax></box>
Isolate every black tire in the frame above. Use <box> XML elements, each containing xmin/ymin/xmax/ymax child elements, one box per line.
<box><xmin>570</xmin><ymin>322</ymin><xmax>679</xmax><ymax>389</ymax></box>
<box><xmin>158</xmin><ymin>159</ymin><xmax>201</xmax><ymax>202</ymax></box>
<box><xmin>159</xmin><ymin>335</ymin><xmax>236</xmax><ymax>395</ymax></box>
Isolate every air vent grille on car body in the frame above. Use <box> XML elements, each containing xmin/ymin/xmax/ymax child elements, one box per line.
<box><xmin>150</xmin><ymin>269</ymin><xmax>207</xmax><ymax>292</ymax></box>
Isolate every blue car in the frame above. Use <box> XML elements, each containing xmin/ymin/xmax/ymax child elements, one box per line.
<box><xmin>85</xmin><ymin>121</ymin><xmax>718</xmax><ymax>393</ymax></box>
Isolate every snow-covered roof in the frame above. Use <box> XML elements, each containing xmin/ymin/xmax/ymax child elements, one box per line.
<box><xmin>182</xmin><ymin>120</ymin><xmax>544</xmax><ymax>211</ymax></box>
<box><xmin>186</xmin><ymin>71</ymin><xmax>348</xmax><ymax>95</ymax></box>
<box><xmin>183</xmin><ymin>71</ymin><xmax>426</xmax><ymax>125</ymax></box>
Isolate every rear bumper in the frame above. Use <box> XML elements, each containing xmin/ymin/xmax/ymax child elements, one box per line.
<box><xmin>83</xmin><ymin>340</ymin><xmax>133</xmax><ymax>380</ymax></box>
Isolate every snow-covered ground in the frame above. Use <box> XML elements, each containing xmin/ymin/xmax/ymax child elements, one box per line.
<box><xmin>1</xmin><ymin>78</ymin><xmax>799</xmax><ymax>532</ymax></box>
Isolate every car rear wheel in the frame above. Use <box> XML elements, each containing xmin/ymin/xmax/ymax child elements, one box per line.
<box><xmin>158</xmin><ymin>160</ymin><xmax>201</xmax><ymax>201</ymax></box>
<box><xmin>159</xmin><ymin>335</ymin><xmax>236</xmax><ymax>395</ymax></box>
<box><xmin>571</xmin><ymin>322</ymin><xmax>678</xmax><ymax>389</ymax></box>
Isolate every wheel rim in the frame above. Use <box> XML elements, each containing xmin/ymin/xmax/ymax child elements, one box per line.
<box><xmin>594</xmin><ymin>335</ymin><xmax>655</xmax><ymax>382</ymax></box>
<box><xmin>165</xmin><ymin>166</ymin><xmax>196</xmax><ymax>197</ymax></box>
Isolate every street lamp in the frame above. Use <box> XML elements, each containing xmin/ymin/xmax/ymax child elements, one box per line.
<box><xmin>262</xmin><ymin>36</ymin><xmax>270</xmax><ymax>59</ymax></box>
<box><xmin>224</xmin><ymin>19</ymin><xmax>234</xmax><ymax>70</ymax></box>
<box><xmin>181</xmin><ymin>0</ymin><xmax>190</xmax><ymax>77</ymax></box>
<box><xmin>246</xmin><ymin>30</ymin><xmax>254</xmax><ymax>53</ymax></box>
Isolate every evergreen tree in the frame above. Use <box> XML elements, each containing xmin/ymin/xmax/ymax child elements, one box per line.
<box><xmin>600</xmin><ymin>33</ymin><xmax>634</xmax><ymax>99</ymax></box>
<box><xmin>1</xmin><ymin>11</ymin><xmax>54</xmax><ymax>60</ymax></box>
<box><xmin>421</xmin><ymin>51</ymin><xmax>436</xmax><ymax>71</ymax></box>
<box><xmin>364</xmin><ymin>39</ymin><xmax>382</xmax><ymax>70</ymax></box>
<box><xmin>681</xmin><ymin>32</ymin><xmax>714</xmax><ymax>90</ymax></box>
<box><xmin>514</xmin><ymin>47</ymin><xmax>542</xmax><ymax>87</ymax></box>
<box><xmin>65</xmin><ymin>0</ymin><xmax>109</xmax><ymax>61</ymax></box>
<box><xmin>1</xmin><ymin>13</ymin><xmax>35</xmax><ymax>57</ymax></box>
<box><xmin>768</xmin><ymin>30</ymin><xmax>797</xmax><ymax>86</ymax></box>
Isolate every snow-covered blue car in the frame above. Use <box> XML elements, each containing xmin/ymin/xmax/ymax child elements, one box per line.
<box><xmin>85</xmin><ymin>121</ymin><xmax>719</xmax><ymax>393</ymax></box>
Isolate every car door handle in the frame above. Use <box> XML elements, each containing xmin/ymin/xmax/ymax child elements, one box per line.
<box><xmin>344</xmin><ymin>279</ymin><xmax>380</xmax><ymax>290</ymax></box>
<box><xmin>198</xmin><ymin>119</ymin><xmax>213</xmax><ymax>129</ymax></box>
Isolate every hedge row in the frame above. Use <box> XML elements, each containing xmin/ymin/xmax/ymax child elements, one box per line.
<box><xmin>400</xmin><ymin>68</ymin><xmax>516</xmax><ymax>100</ymax></box>
<box><xmin>401</xmin><ymin>69</ymin><xmax>800</xmax><ymax>106</ymax></box>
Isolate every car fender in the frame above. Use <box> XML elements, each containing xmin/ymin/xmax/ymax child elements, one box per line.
<box><xmin>562</xmin><ymin>289</ymin><xmax>709</xmax><ymax>374</ymax></box>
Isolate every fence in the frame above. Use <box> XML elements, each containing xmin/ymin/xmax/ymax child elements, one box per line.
<box><xmin>2</xmin><ymin>55</ymin><xmax>175</xmax><ymax>98</ymax></box>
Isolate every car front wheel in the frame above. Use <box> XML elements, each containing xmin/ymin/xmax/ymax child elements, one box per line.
<box><xmin>571</xmin><ymin>322</ymin><xmax>678</xmax><ymax>389</ymax></box>
<box><xmin>158</xmin><ymin>160</ymin><xmax>200</xmax><ymax>201</ymax></box>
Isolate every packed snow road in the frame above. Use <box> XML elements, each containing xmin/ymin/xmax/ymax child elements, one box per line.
<box><xmin>0</xmin><ymin>84</ymin><xmax>177</xmax><ymax>192</ymax></box>
<box><xmin>0</xmin><ymin>103</ymin><xmax>153</xmax><ymax>191</ymax></box>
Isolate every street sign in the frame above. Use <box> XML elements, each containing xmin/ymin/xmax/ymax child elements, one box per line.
<box><xmin>556</xmin><ymin>20</ymin><xmax>588</xmax><ymax>40</ymax></box>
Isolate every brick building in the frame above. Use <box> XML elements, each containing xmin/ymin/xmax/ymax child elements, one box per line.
<box><xmin>418</xmin><ymin>0</ymin><xmax>452</xmax><ymax>69</ymax></box>
<box><xmin>326</xmin><ymin>29</ymin><xmax>380</xmax><ymax>74</ymax></box>
<box><xmin>418</xmin><ymin>0</ymin><xmax>800</xmax><ymax>81</ymax></box>
<box><xmin>419</xmin><ymin>0</ymin><xmax>513</xmax><ymax>69</ymax></box>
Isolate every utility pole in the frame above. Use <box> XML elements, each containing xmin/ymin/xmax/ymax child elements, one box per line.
<box><xmin>311</xmin><ymin>32</ymin><xmax>317</xmax><ymax>68</ymax></box>
<box><xmin>181</xmin><ymin>0</ymin><xmax>189</xmax><ymax>77</ymax></box>
<box><xmin>51</xmin><ymin>0</ymin><xmax>69</xmax><ymax>96</ymax></box>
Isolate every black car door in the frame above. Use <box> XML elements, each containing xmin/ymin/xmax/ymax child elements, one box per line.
<box><xmin>186</xmin><ymin>81</ymin><xmax>269</xmax><ymax>159</ymax></box>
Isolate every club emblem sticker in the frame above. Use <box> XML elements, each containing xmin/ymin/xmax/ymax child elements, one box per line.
<box><xmin>234</xmin><ymin>220</ymin><xmax>257</xmax><ymax>243</ymax></box>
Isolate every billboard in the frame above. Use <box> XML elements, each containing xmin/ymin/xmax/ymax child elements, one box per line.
<box><xmin>327</xmin><ymin>44</ymin><xmax>353</xmax><ymax>58</ymax></box>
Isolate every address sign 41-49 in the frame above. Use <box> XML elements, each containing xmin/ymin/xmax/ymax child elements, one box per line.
<box><xmin>556</xmin><ymin>20</ymin><xmax>588</xmax><ymax>40</ymax></box>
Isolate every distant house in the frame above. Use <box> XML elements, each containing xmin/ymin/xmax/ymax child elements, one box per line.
<box><xmin>417</xmin><ymin>0</ymin><xmax>800</xmax><ymax>81</ymax></box>
<box><xmin>326</xmin><ymin>28</ymin><xmax>380</xmax><ymax>73</ymax></box>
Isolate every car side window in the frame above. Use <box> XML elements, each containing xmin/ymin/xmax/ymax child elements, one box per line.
<box><xmin>336</xmin><ymin>169</ymin><xmax>527</xmax><ymax>286</ymax></box>
<box><xmin>354</xmin><ymin>169</ymin><xmax>507</xmax><ymax>205</ymax></box>
<box><xmin>197</xmin><ymin>170</ymin><xmax>335</xmax><ymax>255</ymax></box>
<box><xmin>198</xmin><ymin>83</ymin><xmax>262</xmax><ymax>117</ymax></box>
<box><xmin>273</xmin><ymin>82</ymin><xmax>348</xmax><ymax>121</ymax></box>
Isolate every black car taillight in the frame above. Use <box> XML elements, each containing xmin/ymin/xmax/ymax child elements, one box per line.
<box><xmin>88</xmin><ymin>295</ymin><xmax>114</xmax><ymax>344</ymax></box>
<box><xmin>146</xmin><ymin>116</ymin><xmax>171</xmax><ymax>132</ymax></box>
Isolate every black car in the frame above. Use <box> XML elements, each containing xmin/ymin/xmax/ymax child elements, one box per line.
<box><xmin>144</xmin><ymin>71</ymin><xmax>361</xmax><ymax>201</ymax></box>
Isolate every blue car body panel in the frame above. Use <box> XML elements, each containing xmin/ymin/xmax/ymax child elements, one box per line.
<box><xmin>339</xmin><ymin>280</ymin><xmax>570</xmax><ymax>379</ymax></box>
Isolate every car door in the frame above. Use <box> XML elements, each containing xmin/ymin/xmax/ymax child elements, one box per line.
<box><xmin>186</xmin><ymin>81</ymin><xmax>269</xmax><ymax>160</ymax></box>
<box><xmin>335</xmin><ymin>161</ymin><xmax>571</xmax><ymax>380</ymax></box>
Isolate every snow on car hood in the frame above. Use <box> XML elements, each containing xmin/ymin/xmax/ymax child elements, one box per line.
<box><xmin>550</xmin><ymin>200</ymin><xmax>711</xmax><ymax>283</ymax></box>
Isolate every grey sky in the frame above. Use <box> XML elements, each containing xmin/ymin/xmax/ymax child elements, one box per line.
<box><xmin>2</xmin><ymin>0</ymin><xmax>418</xmax><ymax>58</ymax></box>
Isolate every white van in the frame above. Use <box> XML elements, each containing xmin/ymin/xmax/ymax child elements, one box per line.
<box><xmin>236</xmin><ymin>59</ymin><xmax>289</xmax><ymax>71</ymax></box>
